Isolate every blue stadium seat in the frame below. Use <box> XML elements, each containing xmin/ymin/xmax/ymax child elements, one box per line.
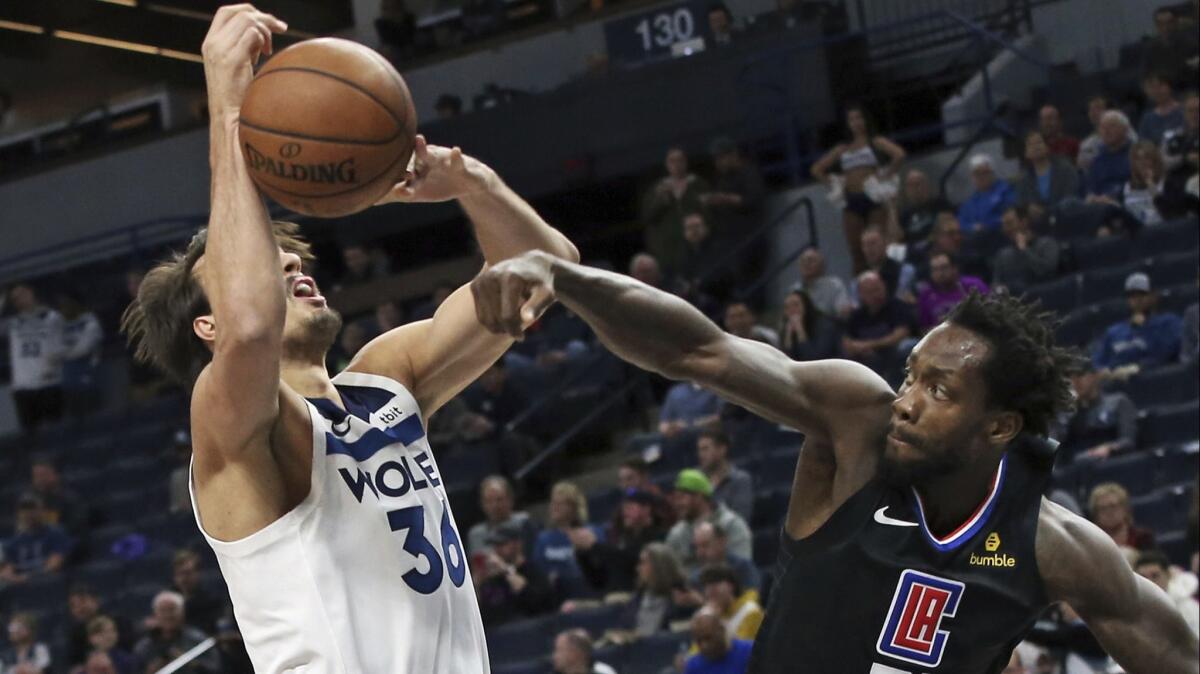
<box><xmin>486</xmin><ymin>614</ymin><xmax>558</xmax><ymax>665</ymax></box>
<box><xmin>556</xmin><ymin>603</ymin><xmax>625</xmax><ymax>635</ymax></box>
<box><xmin>1160</xmin><ymin>284</ymin><xmax>1200</xmax><ymax>316</ymax></box>
<box><xmin>1132</xmin><ymin>218</ymin><xmax>1200</xmax><ymax>259</ymax></box>
<box><xmin>1073</xmin><ymin>236</ymin><xmax>1132</xmax><ymax>271</ymax></box>
<box><xmin>71</xmin><ymin>559</ymin><xmax>127</xmax><ymax>597</ymax></box>
<box><xmin>1118</xmin><ymin>362</ymin><xmax>1200</xmax><ymax>409</ymax></box>
<box><xmin>1022</xmin><ymin>275</ymin><xmax>1079</xmax><ymax>317</ymax></box>
<box><xmin>0</xmin><ymin>574</ymin><xmax>67</xmax><ymax>615</ymax></box>
<box><xmin>105</xmin><ymin>486</ymin><xmax>168</xmax><ymax>524</ymax></box>
<box><xmin>1148</xmin><ymin>251</ymin><xmax>1200</xmax><ymax>288</ymax></box>
<box><xmin>1052</xmin><ymin>202</ymin><xmax>1109</xmax><ymax>240</ymax></box>
<box><xmin>1139</xmin><ymin>402</ymin><xmax>1200</xmax><ymax>449</ymax></box>
<box><xmin>1080</xmin><ymin>262</ymin><xmax>1146</xmax><ymax>306</ymax></box>
<box><xmin>1055</xmin><ymin>301</ymin><xmax>1126</xmax><ymax>348</ymax></box>
<box><xmin>1132</xmin><ymin>484</ymin><xmax>1194</xmax><ymax>535</ymax></box>
<box><xmin>1080</xmin><ymin>451</ymin><xmax>1156</xmax><ymax>497</ymax></box>
<box><xmin>1153</xmin><ymin>445</ymin><xmax>1200</xmax><ymax>487</ymax></box>
<box><xmin>616</xmin><ymin>631</ymin><xmax>690</xmax><ymax>674</ymax></box>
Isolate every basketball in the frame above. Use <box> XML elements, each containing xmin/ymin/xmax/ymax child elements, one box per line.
<box><xmin>239</xmin><ymin>37</ymin><xmax>417</xmax><ymax>218</ymax></box>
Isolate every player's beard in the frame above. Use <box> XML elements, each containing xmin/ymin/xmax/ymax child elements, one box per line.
<box><xmin>878</xmin><ymin>429</ymin><xmax>967</xmax><ymax>488</ymax></box>
<box><xmin>283</xmin><ymin>306</ymin><xmax>343</xmax><ymax>364</ymax></box>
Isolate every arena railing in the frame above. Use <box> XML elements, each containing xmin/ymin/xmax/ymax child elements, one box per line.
<box><xmin>153</xmin><ymin>636</ymin><xmax>216</xmax><ymax>674</ymax></box>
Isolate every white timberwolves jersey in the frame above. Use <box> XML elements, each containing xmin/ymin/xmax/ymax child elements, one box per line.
<box><xmin>190</xmin><ymin>371</ymin><xmax>490</xmax><ymax>673</ymax></box>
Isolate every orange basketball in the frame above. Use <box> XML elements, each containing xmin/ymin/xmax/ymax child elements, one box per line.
<box><xmin>239</xmin><ymin>38</ymin><xmax>417</xmax><ymax>218</ymax></box>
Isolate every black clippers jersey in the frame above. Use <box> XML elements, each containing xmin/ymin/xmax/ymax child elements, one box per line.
<box><xmin>749</xmin><ymin>442</ymin><xmax>1054</xmax><ymax>674</ymax></box>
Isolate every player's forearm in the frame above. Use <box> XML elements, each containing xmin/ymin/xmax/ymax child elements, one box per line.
<box><xmin>206</xmin><ymin>114</ymin><xmax>285</xmax><ymax>335</ymax></box>
<box><xmin>460</xmin><ymin>176</ymin><xmax>579</xmax><ymax>265</ymax></box>
<box><xmin>549</xmin><ymin>259</ymin><xmax>724</xmax><ymax>380</ymax></box>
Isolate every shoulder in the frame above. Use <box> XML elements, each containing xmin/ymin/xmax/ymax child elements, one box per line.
<box><xmin>1036</xmin><ymin>499</ymin><xmax>1137</xmax><ymax>607</ymax></box>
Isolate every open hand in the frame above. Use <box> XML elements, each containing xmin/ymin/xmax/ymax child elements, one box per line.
<box><xmin>470</xmin><ymin>251</ymin><xmax>557</xmax><ymax>338</ymax></box>
<box><xmin>376</xmin><ymin>135</ymin><xmax>495</xmax><ymax>204</ymax></box>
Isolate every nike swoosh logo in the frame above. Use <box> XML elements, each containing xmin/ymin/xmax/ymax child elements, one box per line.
<box><xmin>874</xmin><ymin>507</ymin><xmax>918</xmax><ymax>527</ymax></box>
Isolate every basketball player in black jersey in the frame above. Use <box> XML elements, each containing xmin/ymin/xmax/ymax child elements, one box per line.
<box><xmin>470</xmin><ymin>251</ymin><xmax>1199</xmax><ymax>674</ymax></box>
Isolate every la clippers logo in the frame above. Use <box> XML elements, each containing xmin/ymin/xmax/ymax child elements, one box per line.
<box><xmin>875</xmin><ymin>570</ymin><xmax>965</xmax><ymax>668</ymax></box>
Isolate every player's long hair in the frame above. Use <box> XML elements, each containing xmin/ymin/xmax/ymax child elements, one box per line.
<box><xmin>121</xmin><ymin>221</ymin><xmax>314</xmax><ymax>386</ymax></box>
<box><xmin>945</xmin><ymin>291</ymin><xmax>1084</xmax><ymax>436</ymax></box>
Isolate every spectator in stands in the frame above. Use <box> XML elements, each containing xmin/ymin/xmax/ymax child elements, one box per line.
<box><xmin>659</xmin><ymin>382</ymin><xmax>720</xmax><ymax>439</ymax></box>
<box><xmin>551</xmin><ymin>629</ymin><xmax>618</xmax><ymax>674</ymax></box>
<box><xmin>628</xmin><ymin>543</ymin><xmax>691</xmax><ymax>636</ymax></box>
<box><xmin>917</xmin><ymin>253</ymin><xmax>989</xmax><ymax>331</ymax></box>
<box><xmin>777</xmin><ymin>290</ymin><xmax>841</xmax><ymax>362</ymax></box>
<box><xmin>337</xmin><ymin>242</ymin><xmax>390</xmax><ymax>288</ymax></box>
<box><xmin>0</xmin><ymin>494</ymin><xmax>70</xmax><ymax>584</ymax></box>
<box><xmin>851</xmin><ymin>226</ymin><xmax>916</xmax><ymax>302</ymax></box>
<box><xmin>329</xmin><ymin>320</ymin><xmax>369</xmax><ymax>372</ymax></box>
<box><xmin>0</xmin><ymin>283</ymin><xmax>65</xmax><ymax>435</ymax></box>
<box><xmin>703</xmin><ymin>137</ymin><xmax>765</xmax><ymax>239</ymax></box>
<box><xmin>707</xmin><ymin>4</ymin><xmax>737</xmax><ymax>46</ymax></box>
<box><xmin>1136</xmin><ymin>550</ymin><xmax>1200</xmax><ymax>635</ymax></box>
<box><xmin>61</xmin><ymin>584</ymin><xmax>133</xmax><ymax>670</ymax></box>
<box><xmin>373</xmin><ymin>300</ymin><xmax>404</xmax><ymax>334</ymax></box>
<box><xmin>1093</xmin><ymin>272</ymin><xmax>1183</xmax><ymax>371</ymax></box>
<box><xmin>685</xmin><ymin>610</ymin><xmax>753</xmax><ymax>674</ymax></box>
<box><xmin>678</xmin><ymin>212</ymin><xmax>735</xmax><ymax>308</ymax></box>
<box><xmin>1144</xmin><ymin>7</ymin><xmax>1199</xmax><ymax>88</ymax></box>
<box><xmin>134</xmin><ymin>591</ymin><xmax>218</xmax><ymax>673</ymax></box>
<box><xmin>699</xmin><ymin>565</ymin><xmax>763</xmax><ymax>642</ymax></box>
<box><xmin>29</xmin><ymin>454</ymin><xmax>88</xmax><ymax>541</ymax></box>
<box><xmin>1140</xmin><ymin>72</ymin><xmax>1186</xmax><ymax>145</ymax></box>
<box><xmin>629</xmin><ymin>252</ymin><xmax>667</xmax><ymax>291</ymax></box>
<box><xmin>534</xmin><ymin>481</ymin><xmax>602</xmax><ymax>599</ymax></box>
<box><xmin>1</xmin><ymin>613</ymin><xmax>51</xmax><ymax>674</ymax></box>
<box><xmin>991</xmin><ymin>205</ymin><xmax>1060</xmax><ymax>294</ymax></box>
<box><xmin>1113</xmin><ymin>141</ymin><xmax>1168</xmax><ymax>226</ymax></box>
<box><xmin>811</xmin><ymin>106</ymin><xmax>907</xmax><ymax>273</ymax></box>
<box><xmin>434</xmin><ymin>94</ymin><xmax>463</xmax><ymax>120</ymax></box>
<box><xmin>666</xmin><ymin>470</ymin><xmax>752</xmax><ymax>575</ymax></box>
<box><xmin>1053</xmin><ymin>366</ymin><xmax>1138</xmax><ymax>461</ymax></box>
<box><xmin>722</xmin><ymin>302</ymin><xmax>778</xmax><ymax>348</ymax></box>
<box><xmin>690</xmin><ymin>521</ymin><xmax>760</xmax><ymax>594</ymax></box>
<box><xmin>841</xmin><ymin>271</ymin><xmax>919</xmax><ymax>384</ymax></box>
<box><xmin>170</xmin><ymin>550</ymin><xmax>224</xmax><ymax>635</ymax></box>
<box><xmin>467</xmin><ymin>475</ymin><xmax>537</xmax><ymax>555</ymax></box>
<box><xmin>410</xmin><ymin>281</ymin><xmax>455</xmax><ymax>321</ymax></box>
<box><xmin>695</xmin><ymin>429</ymin><xmax>753</xmax><ymax>523</ymax></box>
<box><xmin>617</xmin><ymin>458</ymin><xmax>676</xmax><ymax>525</ymax></box>
<box><xmin>957</xmin><ymin>154</ymin><xmax>1016</xmax><ymax>233</ymax></box>
<box><xmin>84</xmin><ymin>652</ymin><xmax>117</xmax><ymax>674</ymax></box>
<box><xmin>477</xmin><ymin>522</ymin><xmax>557</xmax><ymax>625</ymax></box>
<box><xmin>1088</xmin><ymin>483</ymin><xmax>1156</xmax><ymax>550</ymax></box>
<box><xmin>1078</xmin><ymin>95</ymin><xmax>1116</xmax><ymax>171</ymax></box>
<box><xmin>914</xmin><ymin>211</ymin><xmax>989</xmax><ymax>283</ymax></box>
<box><xmin>56</xmin><ymin>289</ymin><xmax>103</xmax><ymax>419</ymax></box>
<box><xmin>168</xmin><ymin>430</ymin><xmax>193</xmax><ymax>514</ymax></box>
<box><xmin>1038</xmin><ymin>104</ymin><xmax>1081</xmax><ymax>161</ymax></box>
<box><xmin>86</xmin><ymin>616</ymin><xmax>138</xmax><ymax>674</ymax></box>
<box><xmin>642</xmin><ymin>148</ymin><xmax>710</xmax><ymax>274</ymax></box>
<box><xmin>1161</xmin><ymin>90</ymin><xmax>1200</xmax><ymax>218</ymax></box>
<box><xmin>575</xmin><ymin>489</ymin><xmax>669</xmax><ymax>594</ymax></box>
<box><xmin>1183</xmin><ymin>299</ymin><xmax>1199</xmax><ymax>362</ymax></box>
<box><xmin>896</xmin><ymin>169</ymin><xmax>952</xmax><ymax>247</ymax></box>
<box><xmin>792</xmin><ymin>247</ymin><xmax>853</xmax><ymax>320</ymax></box>
<box><xmin>1014</xmin><ymin>130</ymin><xmax>1082</xmax><ymax>210</ymax></box>
<box><xmin>1086</xmin><ymin>111</ymin><xmax>1134</xmax><ymax>199</ymax></box>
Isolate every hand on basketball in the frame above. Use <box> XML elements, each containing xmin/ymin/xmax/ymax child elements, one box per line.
<box><xmin>201</xmin><ymin>4</ymin><xmax>288</xmax><ymax>114</ymax></box>
<box><xmin>375</xmin><ymin>135</ymin><xmax>496</xmax><ymax>204</ymax></box>
<box><xmin>470</xmin><ymin>250</ymin><xmax>557</xmax><ymax>339</ymax></box>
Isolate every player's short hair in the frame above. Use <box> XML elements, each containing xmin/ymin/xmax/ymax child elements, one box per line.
<box><xmin>121</xmin><ymin>222</ymin><xmax>314</xmax><ymax>386</ymax></box>
<box><xmin>698</xmin><ymin>564</ymin><xmax>742</xmax><ymax>595</ymax></box>
<box><xmin>944</xmin><ymin>292</ymin><xmax>1082</xmax><ymax>436</ymax></box>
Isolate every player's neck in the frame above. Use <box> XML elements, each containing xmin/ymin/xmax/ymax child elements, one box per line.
<box><xmin>281</xmin><ymin>360</ymin><xmax>338</xmax><ymax>404</ymax></box>
<box><xmin>913</xmin><ymin>457</ymin><xmax>1001</xmax><ymax>538</ymax></box>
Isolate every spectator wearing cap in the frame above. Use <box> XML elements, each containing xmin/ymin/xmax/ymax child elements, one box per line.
<box><xmin>534</xmin><ymin>482</ymin><xmax>605</xmax><ymax>600</ymax></box>
<box><xmin>0</xmin><ymin>494</ymin><xmax>71</xmax><ymax>585</ymax></box>
<box><xmin>466</xmin><ymin>475</ymin><xmax>537</xmax><ymax>556</ymax></box>
<box><xmin>134</xmin><ymin>591</ymin><xmax>218</xmax><ymax>673</ymax></box>
<box><xmin>575</xmin><ymin>488</ymin><xmax>669</xmax><ymax>594</ymax></box>
<box><xmin>1</xmin><ymin>613</ymin><xmax>51</xmax><ymax>674</ymax></box>
<box><xmin>1088</xmin><ymin>483</ymin><xmax>1156</xmax><ymax>551</ymax></box>
<box><xmin>1052</xmin><ymin>366</ymin><xmax>1138</xmax><ymax>462</ymax></box>
<box><xmin>85</xmin><ymin>615</ymin><xmax>139</xmax><ymax>674</ymax></box>
<box><xmin>685</xmin><ymin>610</ymin><xmax>753</xmax><ymax>674</ymax></box>
<box><xmin>28</xmin><ymin>454</ymin><xmax>88</xmax><ymax>542</ymax></box>
<box><xmin>551</xmin><ymin>629</ymin><xmax>618</xmax><ymax>674</ymax></box>
<box><xmin>699</xmin><ymin>564</ymin><xmax>764</xmax><ymax>642</ymax></box>
<box><xmin>792</xmin><ymin>247</ymin><xmax>854</xmax><ymax>320</ymax></box>
<box><xmin>171</xmin><ymin>550</ymin><xmax>226</xmax><ymax>635</ymax></box>
<box><xmin>991</xmin><ymin>205</ymin><xmax>1060</xmax><ymax>295</ymax></box>
<box><xmin>642</xmin><ymin>147</ymin><xmax>710</xmax><ymax>274</ymax></box>
<box><xmin>476</xmin><ymin>521</ymin><xmax>557</xmax><ymax>626</ymax></box>
<box><xmin>1038</xmin><ymin>104</ymin><xmax>1081</xmax><ymax>161</ymax></box>
<box><xmin>917</xmin><ymin>253</ymin><xmax>989</xmax><ymax>332</ymax></box>
<box><xmin>1136</xmin><ymin>550</ymin><xmax>1200</xmax><ymax>636</ymax></box>
<box><xmin>60</xmin><ymin>584</ymin><xmax>134</xmax><ymax>670</ymax></box>
<box><xmin>666</xmin><ymin>470</ymin><xmax>752</xmax><ymax>575</ymax></box>
<box><xmin>1093</xmin><ymin>272</ymin><xmax>1184</xmax><ymax>371</ymax></box>
<box><xmin>659</xmin><ymin>382</ymin><xmax>721</xmax><ymax>439</ymax></box>
<box><xmin>702</xmin><ymin>137</ymin><xmax>765</xmax><ymax>240</ymax></box>
<box><xmin>695</xmin><ymin>430</ymin><xmax>753</xmax><ymax>523</ymax></box>
<box><xmin>957</xmin><ymin>154</ymin><xmax>1016</xmax><ymax>233</ymax></box>
<box><xmin>1086</xmin><ymin>111</ymin><xmax>1134</xmax><ymax>199</ymax></box>
<box><xmin>690</xmin><ymin>521</ymin><xmax>760</xmax><ymax>595</ymax></box>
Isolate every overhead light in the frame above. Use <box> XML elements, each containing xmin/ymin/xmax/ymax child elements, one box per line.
<box><xmin>0</xmin><ymin>20</ymin><xmax>45</xmax><ymax>34</ymax></box>
<box><xmin>144</xmin><ymin>2</ymin><xmax>319</xmax><ymax>39</ymax></box>
<box><xmin>96</xmin><ymin>0</ymin><xmax>138</xmax><ymax>6</ymax></box>
<box><xmin>51</xmin><ymin>30</ymin><xmax>202</xmax><ymax>62</ymax></box>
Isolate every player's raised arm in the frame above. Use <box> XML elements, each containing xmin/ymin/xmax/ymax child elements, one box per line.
<box><xmin>470</xmin><ymin>251</ymin><xmax>895</xmax><ymax>444</ymax></box>
<box><xmin>349</xmin><ymin>138</ymin><xmax>580</xmax><ymax>415</ymax></box>
<box><xmin>1038</xmin><ymin>500</ymin><xmax>1200</xmax><ymax>674</ymax></box>
<box><xmin>192</xmin><ymin>5</ymin><xmax>290</xmax><ymax>459</ymax></box>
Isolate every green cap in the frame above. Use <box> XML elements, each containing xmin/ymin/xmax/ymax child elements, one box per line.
<box><xmin>675</xmin><ymin>469</ymin><xmax>713</xmax><ymax>497</ymax></box>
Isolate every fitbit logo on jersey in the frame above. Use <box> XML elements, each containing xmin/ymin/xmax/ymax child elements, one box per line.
<box><xmin>244</xmin><ymin>143</ymin><xmax>357</xmax><ymax>184</ymax></box>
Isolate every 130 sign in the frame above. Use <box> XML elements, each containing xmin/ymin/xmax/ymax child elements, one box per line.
<box><xmin>633</xmin><ymin>8</ymin><xmax>696</xmax><ymax>50</ymax></box>
<box><xmin>604</xmin><ymin>1</ymin><xmax>708</xmax><ymax>65</ymax></box>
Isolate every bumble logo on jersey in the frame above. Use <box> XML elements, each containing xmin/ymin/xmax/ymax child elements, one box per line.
<box><xmin>971</xmin><ymin>532</ymin><xmax>1016</xmax><ymax>568</ymax></box>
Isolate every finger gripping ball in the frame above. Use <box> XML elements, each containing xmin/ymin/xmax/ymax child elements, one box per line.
<box><xmin>239</xmin><ymin>38</ymin><xmax>417</xmax><ymax>218</ymax></box>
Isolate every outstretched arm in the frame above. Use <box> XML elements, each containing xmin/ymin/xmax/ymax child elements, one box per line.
<box><xmin>348</xmin><ymin>139</ymin><xmax>579</xmax><ymax>415</ymax></box>
<box><xmin>470</xmin><ymin>251</ymin><xmax>894</xmax><ymax>445</ymax></box>
<box><xmin>1038</xmin><ymin>499</ymin><xmax>1199</xmax><ymax>674</ymax></box>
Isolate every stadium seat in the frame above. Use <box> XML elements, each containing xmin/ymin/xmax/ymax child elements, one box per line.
<box><xmin>1052</xmin><ymin>202</ymin><xmax>1110</xmax><ymax>240</ymax></box>
<box><xmin>587</xmin><ymin>488</ymin><xmax>622</xmax><ymax>527</ymax></box>
<box><xmin>0</xmin><ymin>573</ymin><xmax>67</xmax><ymax>615</ymax></box>
<box><xmin>1153</xmin><ymin>445</ymin><xmax>1200</xmax><ymax>487</ymax></box>
<box><xmin>1118</xmin><ymin>362</ymin><xmax>1200</xmax><ymax>409</ymax></box>
<box><xmin>616</xmin><ymin>631</ymin><xmax>690</xmax><ymax>674</ymax></box>
<box><xmin>1132</xmin><ymin>218</ymin><xmax>1200</xmax><ymax>259</ymax></box>
<box><xmin>491</xmin><ymin>660</ymin><xmax>549</xmax><ymax>674</ymax></box>
<box><xmin>1079</xmin><ymin>451</ymin><xmax>1156</xmax><ymax>497</ymax></box>
<box><xmin>1160</xmin><ymin>284</ymin><xmax>1200</xmax><ymax>315</ymax></box>
<box><xmin>1055</xmin><ymin>301</ymin><xmax>1126</xmax><ymax>348</ymax></box>
<box><xmin>1022</xmin><ymin>275</ymin><xmax>1080</xmax><ymax>317</ymax></box>
<box><xmin>556</xmin><ymin>602</ymin><xmax>625</xmax><ymax>635</ymax></box>
<box><xmin>1139</xmin><ymin>402</ymin><xmax>1200</xmax><ymax>449</ymax></box>
<box><xmin>1148</xmin><ymin>250</ymin><xmax>1200</xmax><ymax>288</ymax></box>
<box><xmin>1157</xmin><ymin>530</ymin><xmax>1191</xmax><ymax>567</ymax></box>
<box><xmin>71</xmin><ymin>558</ymin><xmax>128</xmax><ymax>596</ymax></box>
<box><xmin>1072</xmin><ymin>237</ymin><xmax>1132</xmax><ymax>271</ymax></box>
<box><xmin>486</xmin><ymin>614</ymin><xmax>558</xmax><ymax>665</ymax></box>
<box><xmin>1080</xmin><ymin>262</ymin><xmax>1146</xmax><ymax>306</ymax></box>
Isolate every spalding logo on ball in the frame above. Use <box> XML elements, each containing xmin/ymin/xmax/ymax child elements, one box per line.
<box><xmin>239</xmin><ymin>38</ymin><xmax>418</xmax><ymax>218</ymax></box>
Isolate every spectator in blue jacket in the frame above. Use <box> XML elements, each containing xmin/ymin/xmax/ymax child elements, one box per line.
<box><xmin>532</xmin><ymin>481</ymin><xmax>603</xmax><ymax>600</ymax></box>
<box><xmin>1086</xmin><ymin>111</ymin><xmax>1134</xmax><ymax>199</ymax></box>
<box><xmin>957</xmin><ymin>154</ymin><xmax>1016</xmax><ymax>233</ymax></box>
<box><xmin>686</xmin><ymin>611</ymin><xmax>753</xmax><ymax>674</ymax></box>
<box><xmin>1093</xmin><ymin>272</ymin><xmax>1184</xmax><ymax>371</ymax></box>
<box><xmin>0</xmin><ymin>494</ymin><xmax>72</xmax><ymax>585</ymax></box>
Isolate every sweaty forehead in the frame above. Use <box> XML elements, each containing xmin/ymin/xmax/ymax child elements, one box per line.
<box><xmin>911</xmin><ymin>324</ymin><xmax>991</xmax><ymax>377</ymax></box>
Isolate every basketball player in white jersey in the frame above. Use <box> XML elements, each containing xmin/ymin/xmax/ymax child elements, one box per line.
<box><xmin>121</xmin><ymin>6</ymin><xmax>578</xmax><ymax>672</ymax></box>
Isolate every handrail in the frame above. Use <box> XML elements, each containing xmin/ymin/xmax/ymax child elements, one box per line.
<box><xmin>154</xmin><ymin>636</ymin><xmax>216</xmax><ymax>674</ymax></box>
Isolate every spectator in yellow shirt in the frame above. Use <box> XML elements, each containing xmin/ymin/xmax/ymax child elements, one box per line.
<box><xmin>699</xmin><ymin>564</ymin><xmax>764</xmax><ymax>642</ymax></box>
